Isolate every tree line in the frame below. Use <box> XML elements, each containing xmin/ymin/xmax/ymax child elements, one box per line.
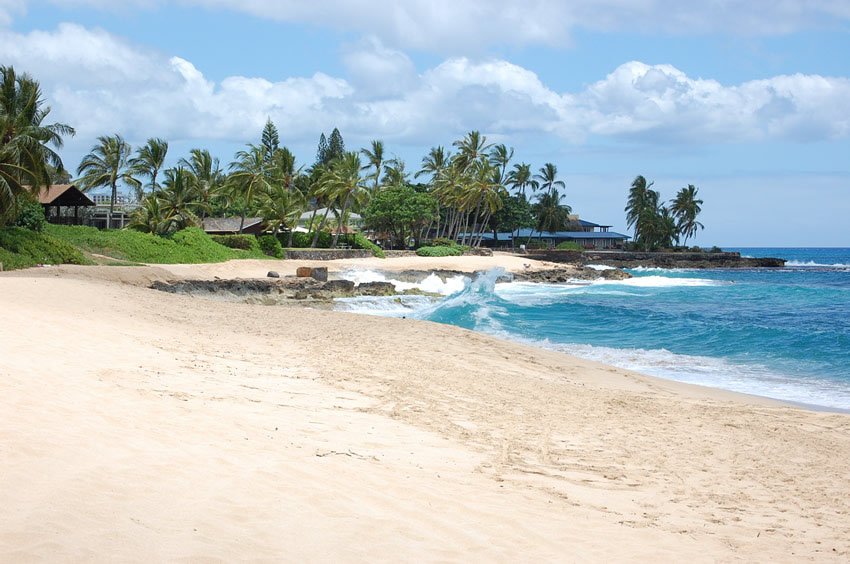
<box><xmin>2</xmin><ymin>64</ymin><xmax>704</xmax><ymax>250</ymax></box>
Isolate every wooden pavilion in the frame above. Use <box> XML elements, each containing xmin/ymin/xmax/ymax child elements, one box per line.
<box><xmin>32</xmin><ymin>184</ymin><xmax>95</xmax><ymax>225</ymax></box>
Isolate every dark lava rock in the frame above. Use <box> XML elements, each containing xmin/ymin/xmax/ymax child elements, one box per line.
<box><xmin>355</xmin><ymin>281</ymin><xmax>397</xmax><ymax>296</ymax></box>
<box><xmin>322</xmin><ymin>280</ymin><xmax>356</xmax><ymax>293</ymax></box>
<box><xmin>267</xmin><ymin>271</ymin><xmax>280</xmax><ymax>278</ymax></box>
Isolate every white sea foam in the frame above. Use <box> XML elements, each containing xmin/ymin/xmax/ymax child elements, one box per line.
<box><xmin>551</xmin><ymin>343</ymin><xmax>850</xmax><ymax>411</ymax></box>
<box><xmin>594</xmin><ymin>275</ymin><xmax>727</xmax><ymax>288</ymax></box>
<box><xmin>786</xmin><ymin>260</ymin><xmax>850</xmax><ymax>269</ymax></box>
<box><xmin>338</xmin><ymin>269</ymin><xmax>468</xmax><ymax>296</ymax></box>
<box><xmin>585</xmin><ymin>264</ymin><xmax>616</xmax><ymax>271</ymax></box>
<box><xmin>334</xmin><ymin>295</ymin><xmax>435</xmax><ymax>316</ymax></box>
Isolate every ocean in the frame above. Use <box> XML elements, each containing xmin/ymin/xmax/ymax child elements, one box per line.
<box><xmin>336</xmin><ymin>248</ymin><xmax>850</xmax><ymax>411</ymax></box>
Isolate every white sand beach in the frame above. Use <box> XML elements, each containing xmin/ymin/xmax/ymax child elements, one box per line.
<box><xmin>2</xmin><ymin>255</ymin><xmax>849</xmax><ymax>561</ymax></box>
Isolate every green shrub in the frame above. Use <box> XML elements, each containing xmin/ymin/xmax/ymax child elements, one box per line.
<box><xmin>258</xmin><ymin>234</ymin><xmax>284</xmax><ymax>258</ymax></box>
<box><xmin>286</xmin><ymin>231</ymin><xmax>332</xmax><ymax>248</ymax></box>
<box><xmin>45</xmin><ymin>224</ymin><xmax>267</xmax><ymax>264</ymax></box>
<box><xmin>352</xmin><ymin>233</ymin><xmax>385</xmax><ymax>258</ymax></box>
<box><xmin>690</xmin><ymin>246</ymin><xmax>702</xmax><ymax>252</ymax></box>
<box><xmin>211</xmin><ymin>234</ymin><xmax>259</xmax><ymax>251</ymax></box>
<box><xmin>416</xmin><ymin>245</ymin><xmax>463</xmax><ymax>257</ymax></box>
<box><xmin>13</xmin><ymin>200</ymin><xmax>46</xmax><ymax>232</ymax></box>
<box><xmin>431</xmin><ymin>237</ymin><xmax>456</xmax><ymax>247</ymax></box>
<box><xmin>0</xmin><ymin>227</ymin><xmax>90</xmax><ymax>270</ymax></box>
<box><xmin>709</xmin><ymin>246</ymin><xmax>723</xmax><ymax>254</ymax></box>
<box><xmin>555</xmin><ymin>241</ymin><xmax>582</xmax><ymax>251</ymax></box>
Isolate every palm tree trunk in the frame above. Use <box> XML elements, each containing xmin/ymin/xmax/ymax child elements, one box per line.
<box><xmin>332</xmin><ymin>193</ymin><xmax>353</xmax><ymax>247</ymax></box>
<box><xmin>239</xmin><ymin>213</ymin><xmax>246</xmax><ymax>234</ymax></box>
<box><xmin>108</xmin><ymin>180</ymin><xmax>117</xmax><ymax>229</ymax></box>
<box><xmin>311</xmin><ymin>206</ymin><xmax>332</xmax><ymax>247</ymax></box>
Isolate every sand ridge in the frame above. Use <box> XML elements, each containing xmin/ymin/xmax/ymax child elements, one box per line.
<box><xmin>1</xmin><ymin>258</ymin><xmax>849</xmax><ymax>561</ymax></box>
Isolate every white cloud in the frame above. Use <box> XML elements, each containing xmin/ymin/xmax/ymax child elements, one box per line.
<box><xmin>25</xmin><ymin>0</ymin><xmax>850</xmax><ymax>53</ymax></box>
<box><xmin>0</xmin><ymin>0</ymin><xmax>25</xmax><ymax>26</ymax></box>
<box><xmin>2</xmin><ymin>23</ymin><xmax>849</xmax><ymax>153</ymax></box>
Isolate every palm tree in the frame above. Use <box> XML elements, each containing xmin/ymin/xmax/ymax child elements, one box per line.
<box><xmin>259</xmin><ymin>184</ymin><xmax>305</xmax><ymax>247</ymax></box>
<box><xmin>129</xmin><ymin>195</ymin><xmax>169</xmax><ymax>235</ymax></box>
<box><xmin>671</xmin><ymin>184</ymin><xmax>704</xmax><ymax>246</ymax></box>
<box><xmin>452</xmin><ymin>130</ymin><xmax>492</xmax><ymax>172</ymax></box>
<box><xmin>624</xmin><ymin>175</ymin><xmax>660</xmax><ymax>248</ymax></box>
<box><xmin>506</xmin><ymin>162</ymin><xmax>537</xmax><ymax>201</ymax></box>
<box><xmin>158</xmin><ymin>167</ymin><xmax>205</xmax><ymax>233</ymax></box>
<box><xmin>360</xmin><ymin>139</ymin><xmax>384</xmax><ymax>190</ymax></box>
<box><xmin>489</xmin><ymin>144</ymin><xmax>514</xmax><ymax>184</ymax></box>
<box><xmin>320</xmin><ymin>152</ymin><xmax>370</xmax><ymax>246</ymax></box>
<box><xmin>77</xmin><ymin>134</ymin><xmax>139</xmax><ymax>229</ymax></box>
<box><xmin>130</xmin><ymin>137</ymin><xmax>168</xmax><ymax>200</ymax></box>
<box><xmin>382</xmin><ymin>157</ymin><xmax>409</xmax><ymax>189</ymax></box>
<box><xmin>463</xmin><ymin>160</ymin><xmax>506</xmax><ymax>246</ymax></box>
<box><xmin>534</xmin><ymin>163</ymin><xmax>565</xmax><ymax>198</ymax></box>
<box><xmin>228</xmin><ymin>144</ymin><xmax>272</xmax><ymax>233</ymax></box>
<box><xmin>534</xmin><ymin>189</ymin><xmax>572</xmax><ymax>241</ymax></box>
<box><xmin>179</xmin><ymin>148</ymin><xmax>225</xmax><ymax>221</ymax></box>
<box><xmin>416</xmin><ymin>146</ymin><xmax>449</xmax><ymax>181</ymax></box>
<box><xmin>0</xmin><ymin>66</ymin><xmax>74</xmax><ymax>225</ymax></box>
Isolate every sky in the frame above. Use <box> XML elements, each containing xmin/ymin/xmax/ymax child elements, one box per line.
<box><xmin>2</xmin><ymin>0</ymin><xmax>849</xmax><ymax>246</ymax></box>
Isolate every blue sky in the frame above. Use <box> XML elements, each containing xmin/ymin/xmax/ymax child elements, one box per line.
<box><xmin>2</xmin><ymin>0</ymin><xmax>849</xmax><ymax>245</ymax></box>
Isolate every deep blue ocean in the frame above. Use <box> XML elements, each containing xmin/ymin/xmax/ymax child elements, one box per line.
<box><xmin>338</xmin><ymin>248</ymin><xmax>850</xmax><ymax>410</ymax></box>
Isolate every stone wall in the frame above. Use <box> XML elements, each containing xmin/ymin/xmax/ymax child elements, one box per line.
<box><xmin>285</xmin><ymin>249</ymin><xmax>374</xmax><ymax>260</ymax></box>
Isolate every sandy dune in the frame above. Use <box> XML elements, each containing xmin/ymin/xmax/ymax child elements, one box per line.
<box><xmin>1</xmin><ymin>258</ymin><xmax>849</xmax><ymax>561</ymax></box>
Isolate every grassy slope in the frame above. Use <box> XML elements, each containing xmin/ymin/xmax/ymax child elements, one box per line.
<box><xmin>0</xmin><ymin>227</ymin><xmax>92</xmax><ymax>270</ymax></box>
<box><xmin>43</xmin><ymin>225</ymin><xmax>269</xmax><ymax>264</ymax></box>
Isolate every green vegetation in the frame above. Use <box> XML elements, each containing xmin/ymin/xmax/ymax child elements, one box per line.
<box><xmin>625</xmin><ymin>176</ymin><xmax>705</xmax><ymax>250</ymax></box>
<box><xmin>45</xmin><ymin>224</ymin><xmax>265</xmax><ymax>264</ymax></box>
<box><xmin>0</xmin><ymin>227</ymin><xmax>90</xmax><ymax>270</ymax></box>
<box><xmin>416</xmin><ymin>245</ymin><xmax>463</xmax><ymax>257</ymax></box>
<box><xmin>351</xmin><ymin>233</ymin><xmax>385</xmax><ymax>258</ymax></box>
<box><xmin>555</xmin><ymin>241</ymin><xmax>583</xmax><ymax>251</ymax></box>
<box><xmin>6</xmin><ymin>65</ymin><xmax>716</xmax><ymax>262</ymax></box>
<box><xmin>13</xmin><ymin>198</ymin><xmax>47</xmax><ymax>232</ymax></box>
<box><xmin>258</xmin><ymin>234</ymin><xmax>284</xmax><ymax>258</ymax></box>
<box><xmin>0</xmin><ymin>66</ymin><xmax>74</xmax><ymax>227</ymax></box>
<box><xmin>210</xmin><ymin>234</ymin><xmax>260</xmax><ymax>251</ymax></box>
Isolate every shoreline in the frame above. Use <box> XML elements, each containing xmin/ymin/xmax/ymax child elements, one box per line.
<box><xmin>5</xmin><ymin>255</ymin><xmax>846</xmax><ymax>413</ymax></box>
<box><xmin>2</xmin><ymin>257</ymin><xmax>850</xmax><ymax>560</ymax></box>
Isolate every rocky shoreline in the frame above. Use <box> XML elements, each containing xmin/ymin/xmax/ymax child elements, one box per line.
<box><xmin>149</xmin><ymin>264</ymin><xmax>632</xmax><ymax>304</ymax></box>
<box><xmin>523</xmin><ymin>250</ymin><xmax>786</xmax><ymax>269</ymax></box>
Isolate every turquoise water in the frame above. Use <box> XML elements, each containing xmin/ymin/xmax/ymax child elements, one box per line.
<box><xmin>337</xmin><ymin>249</ymin><xmax>850</xmax><ymax>410</ymax></box>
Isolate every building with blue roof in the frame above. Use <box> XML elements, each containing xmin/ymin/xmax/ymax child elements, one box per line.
<box><xmin>459</xmin><ymin>217</ymin><xmax>630</xmax><ymax>249</ymax></box>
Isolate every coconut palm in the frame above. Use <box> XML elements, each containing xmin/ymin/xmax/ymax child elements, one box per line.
<box><xmin>259</xmin><ymin>184</ymin><xmax>305</xmax><ymax>247</ymax></box>
<box><xmin>158</xmin><ymin>167</ymin><xmax>205</xmax><ymax>233</ymax></box>
<box><xmin>0</xmin><ymin>66</ymin><xmax>74</xmax><ymax>224</ymax></box>
<box><xmin>382</xmin><ymin>157</ymin><xmax>409</xmax><ymax>189</ymax></box>
<box><xmin>228</xmin><ymin>144</ymin><xmax>272</xmax><ymax>233</ymax></box>
<box><xmin>671</xmin><ymin>184</ymin><xmax>704</xmax><ymax>246</ymax></box>
<box><xmin>452</xmin><ymin>130</ymin><xmax>492</xmax><ymax>172</ymax></box>
<box><xmin>625</xmin><ymin>175</ymin><xmax>660</xmax><ymax>248</ymax></box>
<box><xmin>360</xmin><ymin>139</ymin><xmax>384</xmax><ymax>190</ymax></box>
<box><xmin>77</xmin><ymin>134</ymin><xmax>140</xmax><ymax>229</ymax></box>
<box><xmin>320</xmin><ymin>152</ymin><xmax>370</xmax><ymax>246</ymax></box>
<box><xmin>416</xmin><ymin>146</ymin><xmax>449</xmax><ymax>181</ymax></box>
<box><xmin>506</xmin><ymin>162</ymin><xmax>537</xmax><ymax>201</ymax></box>
<box><xmin>489</xmin><ymin>144</ymin><xmax>514</xmax><ymax>184</ymax></box>
<box><xmin>128</xmin><ymin>194</ymin><xmax>169</xmax><ymax>235</ymax></box>
<box><xmin>179</xmin><ymin>148</ymin><xmax>225</xmax><ymax>221</ymax></box>
<box><xmin>130</xmin><ymin>137</ymin><xmax>168</xmax><ymax>200</ymax></box>
<box><xmin>534</xmin><ymin>163</ymin><xmax>565</xmax><ymax>198</ymax></box>
<box><xmin>534</xmin><ymin>189</ymin><xmax>572</xmax><ymax>237</ymax></box>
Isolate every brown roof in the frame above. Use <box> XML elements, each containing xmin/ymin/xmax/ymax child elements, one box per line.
<box><xmin>28</xmin><ymin>184</ymin><xmax>95</xmax><ymax>206</ymax></box>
